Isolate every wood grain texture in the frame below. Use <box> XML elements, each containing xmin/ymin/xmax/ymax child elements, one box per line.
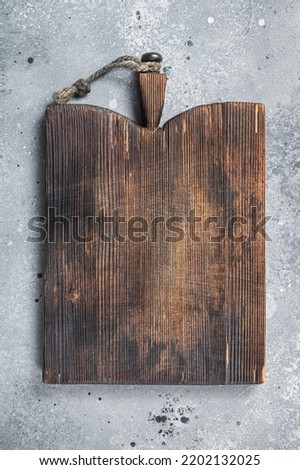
<box><xmin>139</xmin><ymin>73</ymin><xmax>167</xmax><ymax>130</ymax></box>
<box><xmin>44</xmin><ymin>75</ymin><xmax>265</xmax><ymax>384</ymax></box>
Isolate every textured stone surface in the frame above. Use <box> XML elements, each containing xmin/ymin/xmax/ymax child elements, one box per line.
<box><xmin>1</xmin><ymin>0</ymin><xmax>299</xmax><ymax>450</ymax></box>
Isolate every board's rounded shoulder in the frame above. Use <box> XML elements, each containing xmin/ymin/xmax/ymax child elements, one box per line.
<box><xmin>45</xmin><ymin>104</ymin><xmax>140</xmax><ymax>129</ymax></box>
<box><xmin>162</xmin><ymin>101</ymin><xmax>265</xmax><ymax>130</ymax></box>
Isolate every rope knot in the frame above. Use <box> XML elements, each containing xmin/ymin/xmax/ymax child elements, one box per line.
<box><xmin>73</xmin><ymin>79</ymin><xmax>91</xmax><ymax>97</ymax></box>
<box><xmin>52</xmin><ymin>55</ymin><xmax>163</xmax><ymax>104</ymax></box>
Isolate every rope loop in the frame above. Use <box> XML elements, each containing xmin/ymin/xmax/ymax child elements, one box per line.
<box><xmin>52</xmin><ymin>55</ymin><xmax>161</xmax><ymax>104</ymax></box>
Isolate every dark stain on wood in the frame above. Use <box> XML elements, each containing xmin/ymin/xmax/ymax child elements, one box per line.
<box><xmin>44</xmin><ymin>72</ymin><xmax>265</xmax><ymax>384</ymax></box>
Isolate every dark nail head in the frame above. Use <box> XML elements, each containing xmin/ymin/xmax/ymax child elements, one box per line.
<box><xmin>141</xmin><ymin>52</ymin><xmax>163</xmax><ymax>63</ymax></box>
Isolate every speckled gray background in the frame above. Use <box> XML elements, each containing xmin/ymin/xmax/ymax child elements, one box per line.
<box><xmin>1</xmin><ymin>0</ymin><xmax>300</xmax><ymax>450</ymax></box>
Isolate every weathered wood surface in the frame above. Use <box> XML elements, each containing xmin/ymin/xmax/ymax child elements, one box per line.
<box><xmin>139</xmin><ymin>72</ymin><xmax>167</xmax><ymax>130</ymax></box>
<box><xmin>44</xmin><ymin>73</ymin><xmax>265</xmax><ymax>384</ymax></box>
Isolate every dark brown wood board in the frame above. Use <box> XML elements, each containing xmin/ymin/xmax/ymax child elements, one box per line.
<box><xmin>44</xmin><ymin>72</ymin><xmax>265</xmax><ymax>384</ymax></box>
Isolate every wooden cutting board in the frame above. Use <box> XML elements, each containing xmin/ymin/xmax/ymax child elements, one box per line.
<box><xmin>44</xmin><ymin>72</ymin><xmax>265</xmax><ymax>384</ymax></box>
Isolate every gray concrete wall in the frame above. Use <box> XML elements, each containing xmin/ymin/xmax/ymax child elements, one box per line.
<box><xmin>1</xmin><ymin>0</ymin><xmax>299</xmax><ymax>450</ymax></box>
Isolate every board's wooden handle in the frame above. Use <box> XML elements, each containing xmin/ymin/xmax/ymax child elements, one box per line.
<box><xmin>139</xmin><ymin>73</ymin><xmax>167</xmax><ymax>130</ymax></box>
